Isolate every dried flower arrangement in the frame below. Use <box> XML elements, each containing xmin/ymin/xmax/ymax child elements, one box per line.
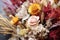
<box><xmin>0</xmin><ymin>0</ymin><xmax>60</xmax><ymax>40</ymax></box>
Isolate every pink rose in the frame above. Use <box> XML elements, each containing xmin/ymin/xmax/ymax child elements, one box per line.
<box><xmin>27</xmin><ymin>16</ymin><xmax>39</xmax><ymax>26</ymax></box>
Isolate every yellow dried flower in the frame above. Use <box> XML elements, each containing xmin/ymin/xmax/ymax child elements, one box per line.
<box><xmin>19</xmin><ymin>29</ymin><xmax>29</xmax><ymax>36</ymax></box>
<box><xmin>28</xmin><ymin>3</ymin><xmax>41</xmax><ymax>15</ymax></box>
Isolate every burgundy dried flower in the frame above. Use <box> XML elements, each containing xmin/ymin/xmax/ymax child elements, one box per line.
<box><xmin>42</xmin><ymin>2</ymin><xmax>60</xmax><ymax>24</ymax></box>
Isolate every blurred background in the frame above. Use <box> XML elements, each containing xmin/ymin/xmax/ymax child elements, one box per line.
<box><xmin>0</xmin><ymin>0</ymin><xmax>11</xmax><ymax>17</ymax></box>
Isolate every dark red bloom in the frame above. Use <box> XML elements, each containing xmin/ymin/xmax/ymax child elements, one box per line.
<box><xmin>49</xmin><ymin>22</ymin><xmax>60</xmax><ymax>40</ymax></box>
